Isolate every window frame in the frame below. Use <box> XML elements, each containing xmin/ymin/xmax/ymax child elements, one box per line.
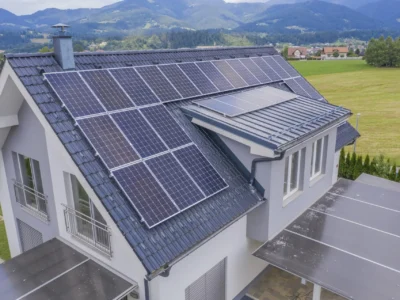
<box><xmin>310</xmin><ymin>137</ymin><xmax>325</xmax><ymax>180</ymax></box>
<box><xmin>13</xmin><ymin>152</ymin><xmax>47</xmax><ymax>218</ymax></box>
<box><xmin>283</xmin><ymin>150</ymin><xmax>302</xmax><ymax>200</ymax></box>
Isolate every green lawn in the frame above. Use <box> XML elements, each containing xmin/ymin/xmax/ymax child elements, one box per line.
<box><xmin>0</xmin><ymin>205</ymin><xmax>11</xmax><ymax>261</ymax></box>
<box><xmin>291</xmin><ymin>60</ymin><xmax>400</xmax><ymax>163</ymax></box>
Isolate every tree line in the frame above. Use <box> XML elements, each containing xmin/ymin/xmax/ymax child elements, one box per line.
<box><xmin>339</xmin><ymin>149</ymin><xmax>399</xmax><ymax>182</ymax></box>
<box><xmin>365</xmin><ymin>36</ymin><xmax>400</xmax><ymax>67</ymax></box>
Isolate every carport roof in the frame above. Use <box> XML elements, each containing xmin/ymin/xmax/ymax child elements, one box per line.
<box><xmin>0</xmin><ymin>238</ymin><xmax>135</xmax><ymax>300</ymax></box>
<box><xmin>254</xmin><ymin>178</ymin><xmax>400</xmax><ymax>300</ymax></box>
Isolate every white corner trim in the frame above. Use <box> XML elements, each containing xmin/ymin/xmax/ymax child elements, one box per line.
<box><xmin>0</xmin><ymin>115</ymin><xmax>19</xmax><ymax>128</ymax></box>
<box><xmin>192</xmin><ymin>118</ymin><xmax>276</xmax><ymax>157</ymax></box>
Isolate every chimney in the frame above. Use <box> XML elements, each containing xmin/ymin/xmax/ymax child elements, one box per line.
<box><xmin>52</xmin><ymin>24</ymin><xmax>75</xmax><ymax>70</ymax></box>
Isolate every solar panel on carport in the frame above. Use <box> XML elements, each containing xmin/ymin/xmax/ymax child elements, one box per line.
<box><xmin>0</xmin><ymin>239</ymin><xmax>135</xmax><ymax>300</ymax></box>
<box><xmin>109</xmin><ymin>68</ymin><xmax>160</xmax><ymax>106</ymax></box>
<box><xmin>45</xmin><ymin>72</ymin><xmax>105</xmax><ymax>118</ymax></box>
<box><xmin>194</xmin><ymin>86</ymin><xmax>297</xmax><ymax>117</ymax></box>
<box><xmin>80</xmin><ymin>70</ymin><xmax>134</xmax><ymax>111</ymax></box>
<box><xmin>254</xmin><ymin>178</ymin><xmax>400</xmax><ymax>300</ymax></box>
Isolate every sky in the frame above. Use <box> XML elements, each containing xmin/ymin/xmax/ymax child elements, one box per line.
<box><xmin>3</xmin><ymin>0</ymin><xmax>266</xmax><ymax>16</ymax></box>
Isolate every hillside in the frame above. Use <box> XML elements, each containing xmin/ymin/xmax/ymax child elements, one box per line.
<box><xmin>239</xmin><ymin>1</ymin><xmax>381</xmax><ymax>33</ymax></box>
<box><xmin>0</xmin><ymin>8</ymin><xmax>29</xmax><ymax>28</ymax></box>
<box><xmin>358</xmin><ymin>0</ymin><xmax>400</xmax><ymax>28</ymax></box>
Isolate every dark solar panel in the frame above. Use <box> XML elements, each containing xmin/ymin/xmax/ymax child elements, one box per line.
<box><xmin>251</xmin><ymin>57</ymin><xmax>281</xmax><ymax>82</ymax></box>
<box><xmin>273</xmin><ymin>55</ymin><xmax>300</xmax><ymax>78</ymax></box>
<box><xmin>196</xmin><ymin>97</ymin><xmax>246</xmax><ymax>117</ymax></box>
<box><xmin>109</xmin><ymin>68</ymin><xmax>160</xmax><ymax>106</ymax></box>
<box><xmin>136</xmin><ymin>66</ymin><xmax>182</xmax><ymax>102</ymax></box>
<box><xmin>146</xmin><ymin>153</ymin><xmax>204</xmax><ymax>209</ymax></box>
<box><xmin>196</xmin><ymin>61</ymin><xmax>234</xmax><ymax>92</ymax></box>
<box><xmin>78</xmin><ymin>115</ymin><xmax>139</xmax><ymax>169</ymax></box>
<box><xmin>45</xmin><ymin>72</ymin><xmax>104</xmax><ymax>118</ymax></box>
<box><xmin>158</xmin><ymin>64</ymin><xmax>201</xmax><ymax>98</ymax></box>
<box><xmin>178</xmin><ymin>63</ymin><xmax>218</xmax><ymax>95</ymax></box>
<box><xmin>212</xmin><ymin>60</ymin><xmax>247</xmax><ymax>88</ymax></box>
<box><xmin>174</xmin><ymin>145</ymin><xmax>228</xmax><ymax>196</ymax></box>
<box><xmin>113</xmin><ymin>163</ymin><xmax>179</xmax><ymax>228</ymax></box>
<box><xmin>80</xmin><ymin>70</ymin><xmax>133</xmax><ymax>111</ymax></box>
<box><xmin>111</xmin><ymin>110</ymin><xmax>167</xmax><ymax>158</ymax></box>
<box><xmin>140</xmin><ymin>105</ymin><xmax>191</xmax><ymax>149</ymax></box>
<box><xmin>226</xmin><ymin>59</ymin><xmax>260</xmax><ymax>86</ymax></box>
<box><xmin>239</xmin><ymin>58</ymin><xmax>271</xmax><ymax>84</ymax></box>
<box><xmin>285</xmin><ymin>79</ymin><xmax>309</xmax><ymax>97</ymax></box>
<box><xmin>262</xmin><ymin>56</ymin><xmax>291</xmax><ymax>80</ymax></box>
<box><xmin>295</xmin><ymin>77</ymin><xmax>323</xmax><ymax>100</ymax></box>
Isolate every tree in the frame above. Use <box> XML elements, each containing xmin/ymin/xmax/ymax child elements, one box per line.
<box><xmin>353</xmin><ymin>155</ymin><xmax>363</xmax><ymax>180</ymax></box>
<box><xmin>349</xmin><ymin>152</ymin><xmax>357</xmax><ymax>179</ymax></box>
<box><xmin>73</xmin><ymin>43</ymin><xmax>85</xmax><ymax>52</ymax></box>
<box><xmin>333</xmin><ymin>50</ymin><xmax>340</xmax><ymax>58</ymax></box>
<box><xmin>389</xmin><ymin>163</ymin><xmax>397</xmax><ymax>181</ymax></box>
<box><xmin>338</xmin><ymin>148</ymin><xmax>346</xmax><ymax>178</ymax></box>
<box><xmin>282</xmin><ymin>46</ymin><xmax>289</xmax><ymax>60</ymax></box>
<box><xmin>355</xmin><ymin>49</ymin><xmax>360</xmax><ymax>56</ymax></box>
<box><xmin>315</xmin><ymin>50</ymin><xmax>322</xmax><ymax>57</ymax></box>
<box><xmin>363</xmin><ymin>154</ymin><xmax>370</xmax><ymax>174</ymax></box>
<box><xmin>39</xmin><ymin>46</ymin><xmax>53</xmax><ymax>53</ymax></box>
<box><xmin>370</xmin><ymin>157</ymin><xmax>378</xmax><ymax>175</ymax></box>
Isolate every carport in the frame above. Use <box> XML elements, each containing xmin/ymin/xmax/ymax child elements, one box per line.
<box><xmin>254</xmin><ymin>178</ymin><xmax>400</xmax><ymax>300</ymax></box>
<box><xmin>0</xmin><ymin>238</ymin><xmax>136</xmax><ymax>300</ymax></box>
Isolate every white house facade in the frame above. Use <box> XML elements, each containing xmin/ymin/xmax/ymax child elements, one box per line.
<box><xmin>0</xmin><ymin>30</ymin><xmax>367</xmax><ymax>300</ymax></box>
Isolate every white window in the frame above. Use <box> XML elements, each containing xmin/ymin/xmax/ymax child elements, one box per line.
<box><xmin>283</xmin><ymin>150</ymin><xmax>302</xmax><ymax>199</ymax></box>
<box><xmin>310</xmin><ymin>137</ymin><xmax>326</xmax><ymax>180</ymax></box>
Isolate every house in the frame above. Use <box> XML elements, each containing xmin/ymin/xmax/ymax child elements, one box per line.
<box><xmin>4</xmin><ymin>25</ymin><xmax>399</xmax><ymax>300</ymax></box>
<box><xmin>322</xmin><ymin>46</ymin><xmax>349</xmax><ymax>58</ymax></box>
<box><xmin>287</xmin><ymin>47</ymin><xmax>308</xmax><ymax>59</ymax></box>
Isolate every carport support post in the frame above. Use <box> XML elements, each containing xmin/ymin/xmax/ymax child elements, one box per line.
<box><xmin>313</xmin><ymin>284</ymin><xmax>321</xmax><ymax>300</ymax></box>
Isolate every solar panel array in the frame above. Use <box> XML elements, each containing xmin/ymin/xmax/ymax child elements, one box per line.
<box><xmin>45</xmin><ymin>54</ymin><xmax>320</xmax><ymax>228</ymax></box>
<box><xmin>195</xmin><ymin>86</ymin><xmax>297</xmax><ymax>117</ymax></box>
<box><xmin>284</xmin><ymin>77</ymin><xmax>324</xmax><ymax>100</ymax></box>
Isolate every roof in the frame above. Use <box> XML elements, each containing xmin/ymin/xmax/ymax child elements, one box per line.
<box><xmin>184</xmin><ymin>91</ymin><xmax>351</xmax><ymax>151</ymax></box>
<box><xmin>335</xmin><ymin>121</ymin><xmax>360</xmax><ymax>151</ymax></box>
<box><xmin>288</xmin><ymin>47</ymin><xmax>307</xmax><ymax>56</ymax></box>
<box><xmin>6</xmin><ymin>47</ymin><xmax>269</xmax><ymax>276</ymax></box>
<box><xmin>0</xmin><ymin>238</ymin><xmax>135</xmax><ymax>300</ymax></box>
<box><xmin>356</xmin><ymin>173</ymin><xmax>400</xmax><ymax>193</ymax></box>
<box><xmin>323</xmin><ymin>47</ymin><xmax>349</xmax><ymax>53</ymax></box>
<box><xmin>254</xmin><ymin>178</ymin><xmax>400</xmax><ymax>300</ymax></box>
<box><xmin>5</xmin><ymin>46</ymin><xmax>356</xmax><ymax>276</ymax></box>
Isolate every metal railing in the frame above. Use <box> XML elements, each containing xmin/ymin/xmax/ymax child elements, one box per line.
<box><xmin>63</xmin><ymin>205</ymin><xmax>112</xmax><ymax>257</ymax></box>
<box><xmin>13</xmin><ymin>180</ymin><xmax>49</xmax><ymax>221</ymax></box>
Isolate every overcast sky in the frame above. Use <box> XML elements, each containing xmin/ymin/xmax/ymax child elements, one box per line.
<box><xmin>4</xmin><ymin>0</ymin><xmax>267</xmax><ymax>16</ymax></box>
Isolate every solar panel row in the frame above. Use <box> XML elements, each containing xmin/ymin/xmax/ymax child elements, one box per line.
<box><xmin>284</xmin><ymin>77</ymin><xmax>323</xmax><ymax>100</ymax></box>
<box><xmin>115</xmin><ymin>145</ymin><xmax>227</xmax><ymax>228</ymax></box>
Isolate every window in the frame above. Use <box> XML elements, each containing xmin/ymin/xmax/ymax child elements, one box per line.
<box><xmin>12</xmin><ymin>152</ymin><xmax>48</xmax><ymax>218</ymax></box>
<box><xmin>65</xmin><ymin>174</ymin><xmax>110</xmax><ymax>252</ymax></box>
<box><xmin>283</xmin><ymin>150</ymin><xmax>302</xmax><ymax>199</ymax></box>
<box><xmin>311</xmin><ymin>137</ymin><xmax>326</xmax><ymax>180</ymax></box>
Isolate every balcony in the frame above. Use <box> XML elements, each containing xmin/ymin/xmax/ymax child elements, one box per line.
<box><xmin>13</xmin><ymin>180</ymin><xmax>49</xmax><ymax>222</ymax></box>
<box><xmin>63</xmin><ymin>205</ymin><xmax>112</xmax><ymax>257</ymax></box>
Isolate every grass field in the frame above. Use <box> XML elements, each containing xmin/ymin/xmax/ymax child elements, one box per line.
<box><xmin>291</xmin><ymin>60</ymin><xmax>400</xmax><ymax>163</ymax></box>
<box><xmin>0</xmin><ymin>205</ymin><xmax>10</xmax><ymax>261</ymax></box>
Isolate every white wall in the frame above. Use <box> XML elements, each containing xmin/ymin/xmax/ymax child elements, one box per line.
<box><xmin>149</xmin><ymin>216</ymin><xmax>268</xmax><ymax>300</ymax></box>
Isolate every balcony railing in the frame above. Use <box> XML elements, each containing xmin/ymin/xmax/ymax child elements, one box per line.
<box><xmin>13</xmin><ymin>180</ymin><xmax>49</xmax><ymax>221</ymax></box>
<box><xmin>63</xmin><ymin>205</ymin><xmax>112</xmax><ymax>257</ymax></box>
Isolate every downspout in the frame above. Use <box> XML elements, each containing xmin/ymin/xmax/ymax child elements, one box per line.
<box><xmin>144</xmin><ymin>278</ymin><xmax>150</xmax><ymax>300</ymax></box>
<box><xmin>249</xmin><ymin>150</ymin><xmax>286</xmax><ymax>187</ymax></box>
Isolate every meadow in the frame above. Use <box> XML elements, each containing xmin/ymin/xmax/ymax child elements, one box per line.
<box><xmin>291</xmin><ymin>60</ymin><xmax>400</xmax><ymax>163</ymax></box>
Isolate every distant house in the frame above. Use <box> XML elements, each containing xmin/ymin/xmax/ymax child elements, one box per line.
<box><xmin>288</xmin><ymin>47</ymin><xmax>308</xmax><ymax>59</ymax></box>
<box><xmin>322</xmin><ymin>46</ymin><xmax>349</xmax><ymax>58</ymax></box>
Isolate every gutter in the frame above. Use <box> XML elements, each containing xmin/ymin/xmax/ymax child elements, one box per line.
<box><xmin>249</xmin><ymin>150</ymin><xmax>286</xmax><ymax>187</ymax></box>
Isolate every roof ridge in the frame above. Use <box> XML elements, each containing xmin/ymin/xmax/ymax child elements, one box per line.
<box><xmin>6</xmin><ymin>46</ymin><xmax>274</xmax><ymax>59</ymax></box>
